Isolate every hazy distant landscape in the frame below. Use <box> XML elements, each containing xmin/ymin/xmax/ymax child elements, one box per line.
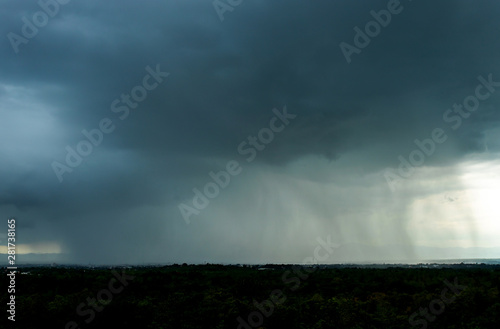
<box><xmin>2</xmin><ymin>252</ymin><xmax>500</xmax><ymax>266</ymax></box>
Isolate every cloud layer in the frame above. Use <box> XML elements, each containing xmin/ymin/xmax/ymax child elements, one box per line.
<box><xmin>1</xmin><ymin>0</ymin><xmax>499</xmax><ymax>264</ymax></box>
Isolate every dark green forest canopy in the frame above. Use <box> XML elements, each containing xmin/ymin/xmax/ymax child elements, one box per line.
<box><xmin>3</xmin><ymin>264</ymin><xmax>499</xmax><ymax>329</ymax></box>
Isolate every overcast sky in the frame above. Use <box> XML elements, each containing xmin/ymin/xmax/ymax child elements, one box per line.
<box><xmin>1</xmin><ymin>0</ymin><xmax>500</xmax><ymax>264</ymax></box>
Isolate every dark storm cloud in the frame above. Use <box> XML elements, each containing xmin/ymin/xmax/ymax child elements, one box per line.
<box><xmin>0</xmin><ymin>0</ymin><xmax>499</xmax><ymax>263</ymax></box>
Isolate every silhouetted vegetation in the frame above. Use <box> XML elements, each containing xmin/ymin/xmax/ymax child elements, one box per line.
<box><xmin>2</xmin><ymin>264</ymin><xmax>500</xmax><ymax>328</ymax></box>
